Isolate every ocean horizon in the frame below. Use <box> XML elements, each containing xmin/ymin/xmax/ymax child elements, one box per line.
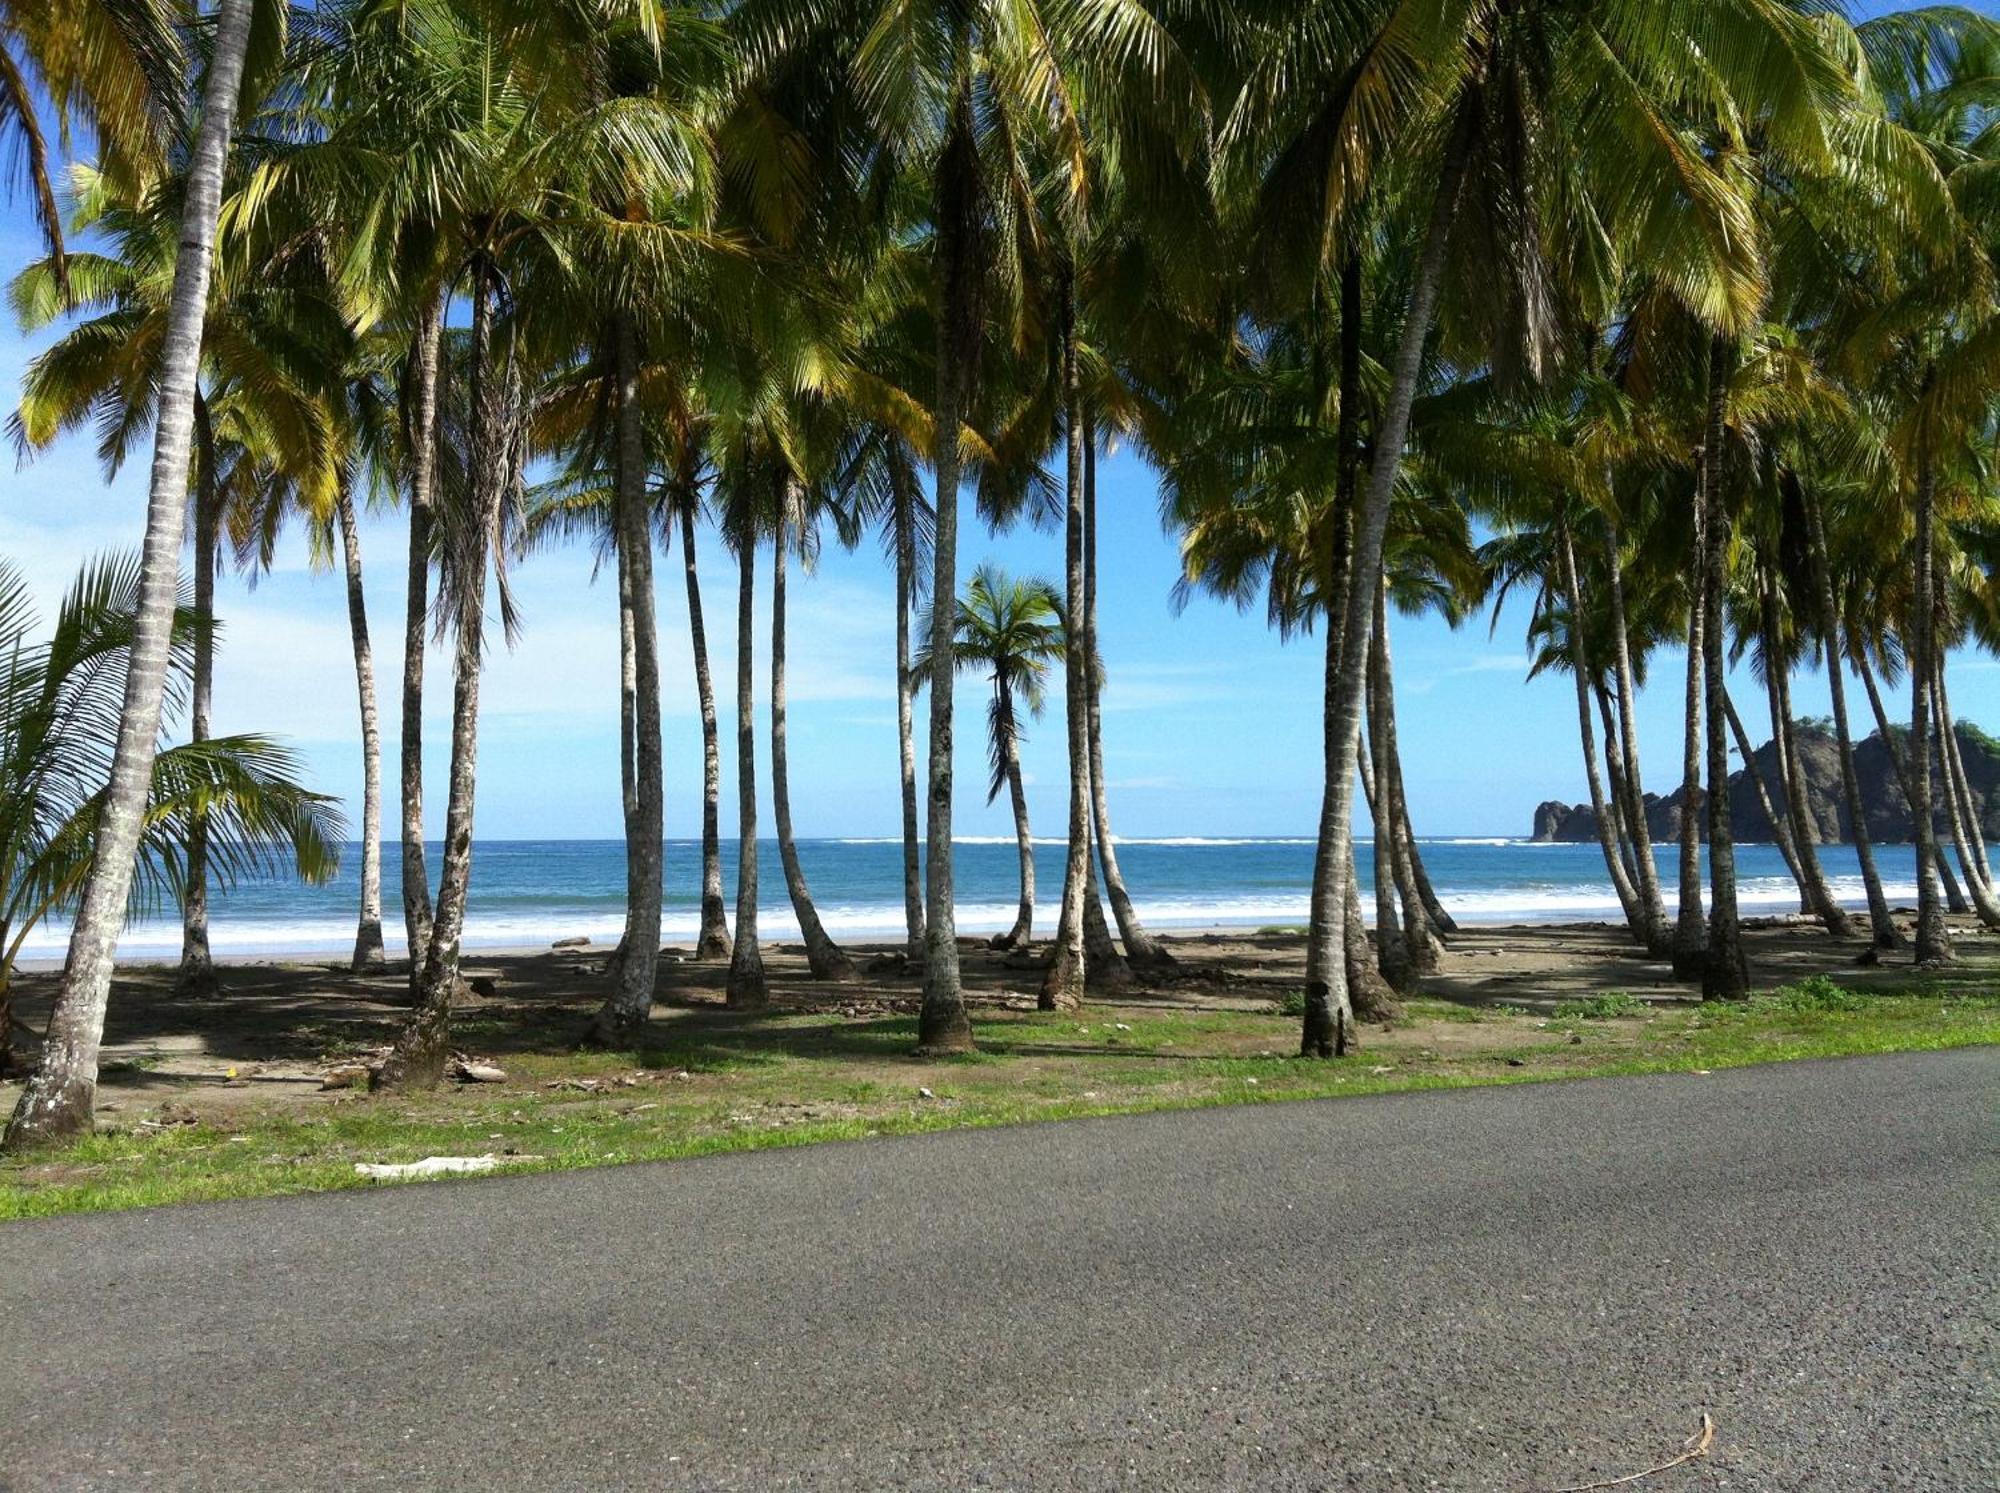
<box><xmin>24</xmin><ymin>835</ymin><xmax>1978</xmax><ymax>963</ymax></box>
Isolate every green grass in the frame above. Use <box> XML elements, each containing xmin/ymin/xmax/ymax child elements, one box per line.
<box><xmin>4</xmin><ymin>983</ymin><xmax>1996</xmax><ymax>1218</ymax></box>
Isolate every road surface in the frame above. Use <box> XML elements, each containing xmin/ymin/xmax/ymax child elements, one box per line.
<box><xmin>4</xmin><ymin>1049</ymin><xmax>1996</xmax><ymax>1490</ymax></box>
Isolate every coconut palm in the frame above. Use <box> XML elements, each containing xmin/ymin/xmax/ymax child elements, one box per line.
<box><xmin>0</xmin><ymin>555</ymin><xmax>340</xmax><ymax>1076</ymax></box>
<box><xmin>5</xmin><ymin>0</ymin><xmax>261</xmax><ymax>1150</ymax></box>
<box><xmin>918</xmin><ymin>565</ymin><xmax>1064</xmax><ymax>951</ymax></box>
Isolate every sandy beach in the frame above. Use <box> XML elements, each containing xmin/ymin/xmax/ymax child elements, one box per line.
<box><xmin>7</xmin><ymin>914</ymin><xmax>1992</xmax><ymax>1118</ymax></box>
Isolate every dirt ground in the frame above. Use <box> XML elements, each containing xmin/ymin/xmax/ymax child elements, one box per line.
<box><xmin>5</xmin><ymin>914</ymin><xmax>1992</xmax><ymax>1128</ymax></box>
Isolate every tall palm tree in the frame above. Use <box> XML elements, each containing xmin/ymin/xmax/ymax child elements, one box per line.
<box><xmin>769</xmin><ymin>472</ymin><xmax>858</xmax><ymax>981</ymax></box>
<box><xmin>6</xmin><ymin>0</ymin><xmax>260</xmax><ymax>1150</ymax></box>
<box><xmin>919</xmin><ymin>564</ymin><xmax>1064</xmax><ymax>951</ymax></box>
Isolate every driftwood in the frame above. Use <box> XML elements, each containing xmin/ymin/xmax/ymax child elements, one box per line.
<box><xmin>1554</xmin><ymin>1413</ymin><xmax>1715</xmax><ymax>1492</ymax></box>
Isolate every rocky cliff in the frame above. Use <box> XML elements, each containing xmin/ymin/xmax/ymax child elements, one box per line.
<box><xmin>1530</xmin><ymin>722</ymin><xmax>2000</xmax><ymax>845</ymax></box>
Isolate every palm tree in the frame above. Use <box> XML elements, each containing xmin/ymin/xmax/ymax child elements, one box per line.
<box><xmin>0</xmin><ymin>555</ymin><xmax>340</xmax><ymax>1076</ymax></box>
<box><xmin>919</xmin><ymin>564</ymin><xmax>1064</xmax><ymax>952</ymax></box>
<box><xmin>6</xmin><ymin>0</ymin><xmax>260</xmax><ymax>1150</ymax></box>
<box><xmin>736</xmin><ymin>0</ymin><xmax>1199</xmax><ymax>1054</ymax></box>
<box><xmin>769</xmin><ymin>472</ymin><xmax>858</xmax><ymax>982</ymax></box>
<box><xmin>0</xmin><ymin>0</ymin><xmax>181</xmax><ymax>293</ymax></box>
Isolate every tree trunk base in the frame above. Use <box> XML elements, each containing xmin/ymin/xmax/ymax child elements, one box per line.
<box><xmin>1298</xmin><ymin>983</ymin><xmax>1354</xmax><ymax>1058</ymax></box>
<box><xmin>372</xmin><ymin>994</ymin><xmax>453</xmax><ymax>1092</ymax></box>
<box><xmin>1700</xmin><ymin>947</ymin><xmax>1749</xmax><ymax>1002</ymax></box>
<box><xmin>695</xmin><ymin>903</ymin><xmax>732</xmax><ymax>962</ymax></box>
<box><xmin>803</xmin><ymin>934</ymin><xmax>859</xmax><ymax>983</ymax></box>
<box><xmin>726</xmin><ymin>955</ymin><xmax>768</xmax><ymax>1009</ymax></box>
<box><xmin>1040</xmin><ymin>946</ymin><xmax>1084</xmax><ymax>1009</ymax></box>
<box><xmin>1122</xmin><ymin>941</ymin><xmax>1179</xmax><ymax>975</ymax></box>
<box><xmin>175</xmin><ymin>958</ymin><xmax>222</xmax><ymax>999</ymax></box>
<box><xmin>916</xmin><ymin>999</ymin><xmax>975</xmax><ymax>1054</ymax></box>
<box><xmin>4</xmin><ymin>1068</ymin><xmax>98</xmax><ymax>1151</ymax></box>
<box><xmin>585</xmin><ymin>1004</ymin><xmax>651</xmax><ymax>1050</ymax></box>
<box><xmin>350</xmin><ymin>920</ymin><xmax>386</xmax><ymax>973</ymax></box>
<box><xmin>1350</xmin><ymin>963</ymin><xmax>1402</xmax><ymax>1024</ymax></box>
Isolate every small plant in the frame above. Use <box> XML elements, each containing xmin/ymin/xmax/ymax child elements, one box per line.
<box><xmin>1274</xmin><ymin>989</ymin><xmax>1307</xmax><ymax>1018</ymax></box>
<box><xmin>1552</xmin><ymin>991</ymin><xmax>1647</xmax><ymax>1021</ymax></box>
<box><xmin>1767</xmin><ymin>975</ymin><xmax>1867</xmax><ymax>1014</ymax></box>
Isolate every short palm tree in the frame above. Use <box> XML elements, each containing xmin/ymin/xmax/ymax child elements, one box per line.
<box><xmin>918</xmin><ymin>565</ymin><xmax>1064</xmax><ymax>951</ymax></box>
<box><xmin>0</xmin><ymin>555</ymin><xmax>340</xmax><ymax>1077</ymax></box>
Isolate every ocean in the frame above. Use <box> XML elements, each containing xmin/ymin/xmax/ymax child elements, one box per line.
<box><xmin>21</xmin><ymin>836</ymin><xmax>1969</xmax><ymax>962</ymax></box>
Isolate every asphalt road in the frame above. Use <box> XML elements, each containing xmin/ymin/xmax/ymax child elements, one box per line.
<box><xmin>4</xmin><ymin>1049</ymin><xmax>1996</xmax><ymax>1491</ymax></box>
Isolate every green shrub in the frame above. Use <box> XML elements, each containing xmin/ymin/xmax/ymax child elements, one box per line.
<box><xmin>1552</xmin><ymin>991</ymin><xmax>1647</xmax><ymax>1021</ymax></box>
<box><xmin>1275</xmin><ymin>988</ymin><xmax>1307</xmax><ymax>1018</ymax></box>
<box><xmin>1767</xmin><ymin>975</ymin><xmax>1867</xmax><ymax>1014</ymax></box>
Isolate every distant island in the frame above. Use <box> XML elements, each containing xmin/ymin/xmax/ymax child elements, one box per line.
<box><xmin>1532</xmin><ymin>721</ymin><xmax>2000</xmax><ymax>845</ymax></box>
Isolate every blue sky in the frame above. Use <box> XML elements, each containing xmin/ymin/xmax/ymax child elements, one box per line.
<box><xmin>4</xmin><ymin>2</ymin><xmax>1995</xmax><ymax>841</ymax></box>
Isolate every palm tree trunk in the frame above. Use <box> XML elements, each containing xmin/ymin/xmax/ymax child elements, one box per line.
<box><xmin>1042</xmin><ymin>268</ymin><xmax>1088</xmax><ymax>1011</ymax></box>
<box><xmin>680</xmin><ymin>504</ymin><xmax>731</xmax><ymax>961</ymax></box>
<box><xmin>177</xmin><ymin>398</ymin><xmax>219</xmax><ymax>996</ymax></box>
<box><xmin>771</xmin><ymin>488</ymin><xmax>855</xmax><ymax>982</ymax></box>
<box><xmin>399</xmin><ymin>297</ymin><xmax>444</xmax><ymax>969</ymax></box>
<box><xmin>1081</xmin><ymin>854</ymin><xmax>1131</xmax><ymax>988</ymax></box>
<box><xmin>995</xmin><ymin>678</ymin><xmax>1034</xmax><ymax>950</ymax></box>
<box><xmin>1394</xmin><ymin>761</ymin><xmax>1455</xmax><ymax>934</ymax></box>
<box><xmin>4</xmin><ymin>0</ymin><xmax>254</xmax><ymax>1150</ymax></box>
<box><xmin>1555</xmin><ymin>523</ymin><xmax>1645</xmax><ymax>941</ymax></box>
<box><xmin>1672</xmin><ymin>546</ymin><xmax>1708</xmax><ymax>979</ymax></box>
<box><xmin>1935</xmin><ymin>664</ymin><xmax>1992</xmax><ymax>886</ymax></box>
<box><xmin>590</xmin><ymin>317</ymin><xmax>665</xmax><ymax>1044</ymax></box>
<box><xmin>1593</xmin><ymin>684</ymin><xmax>1641</xmax><ymax>886</ymax></box>
<box><xmin>1359</xmin><ymin>718</ymin><xmax>1412</xmax><ymax>989</ymax></box>
<box><xmin>1082</xmin><ymin>427</ymin><xmax>1170</xmax><ymax>971</ymax></box>
<box><xmin>1759</xmin><ymin>576</ymin><xmax>1853</xmax><ymax>935</ymax></box>
<box><xmin>1304</xmin><ymin>124</ymin><xmax>1468</xmax><ymax>1057</ymax></box>
<box><xmin>916</xmin><ymin>87</ymin><xmax>983</xmax><ymax>1055</ymax></box>
<box><xmin>336</xmin><ymin>479</ymin><xmax>386</xmax><ymax>971</ymax></box>
<box><xmin>1910</xmin><ymin>455</ymin><xmax>1952</xmax><ymax>964</ymax></box>
<box><xmin>1699</xmin><ymin>336</ymin><xmax>1747</xmax><ymax>1000</ymax></box>
<box><xmin>890</xmin><ymin>452</ymin><xmax>925</xmax><ymax>963</ymax></box>
<box><xmin>727</xmin><ymin>536</ymin><xmax>766</xmax><ymax>1007</ymax></box>
<box><xmin>1930</xmin><ymin>663</ymin><xmax>2000</xmax><ymax>927</ymax></box>
<box><xmin>1723</xmin><ymin>691</ymin><xmax>1808</xmax><ymax>893</ymax></box>
<box><xmin>1856</xmin><ymin>643</ymin><xmax>1967</xmax><ymax>914</ymax></box>
<box><xmin>1371</xmin><ymin>609</ymin><xmax>1441</xmax><ymax>972</ymax></box>
<box><xmin>375</xmin><ymin>263</ymin><xmax>507</xmax><ymax>1090</ymax></box>
<box><xmin>1600</xmin><ymin>523</ymin><xmax>1670</xmax><ymax>949</ymax></box>
<box><xmin>605</xmin><ymin>517</ymin><xmax>638</xmax><ymax>982</ymax></box>
<box><xmin>1803</xmin><ymin>490</ymin><xmax>1900</xmax><ymax>947</ymax></box>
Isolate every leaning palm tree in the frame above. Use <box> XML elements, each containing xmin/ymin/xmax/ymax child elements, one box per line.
<box><xmin>0</xmin><ymin>555</ymin><xmax>341</xmax><ymax>1077</ymax></box>
<box><xmin>918</xmin><ymin>565</ymin><xmax>1064</xmax><ymax>951</ymax></box>
<box><xmin>6</xmin><ymin>0</ymin><xmax>261</xmax><ymax>1151</ymax></box>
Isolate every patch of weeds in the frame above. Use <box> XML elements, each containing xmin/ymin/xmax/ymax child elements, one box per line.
<box><xmin>1764</xmin><ymin>974</ymin><xmax>1868</xmax><ymax>1014</ymax></box>
<box><xmin>1552</xmin><ymin>991</ymin><xmax>1647</xmax><ymax>1021</ymax></box>
<box><xmin>1274</xmin><ymin>988</ymin><xmax>1307</xmax><ymax>1018</ymax></box>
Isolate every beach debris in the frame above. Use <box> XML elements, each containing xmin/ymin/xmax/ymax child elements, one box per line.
<box><xmin>451</xmin><ymin>1057</ymin><xmax>508</xmax><ymax>1084</ymax></box>
<box><xmin>136</xmin><ymin>1104</ymin><xmax>202</xmax><ymax>1131</ymax></box>
<box><xmin>552</xmin><ymin>936</ymin><xmax>591</xmax><ymax>950</ymax></box>
<box><xmin>320</xmin><ymin>1064</ymin><xmax>372</xmax><ymax>1090</ymax></box>
<box><xmin>1553</xmin><ymin>1411</ymin><xmax>1714</xmax><ymax>1492</ymax></box>
<box><xmin>354</xmin><ymin>1153</ymin><xmax>541</xmax><ymax>1181</ymax></box>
